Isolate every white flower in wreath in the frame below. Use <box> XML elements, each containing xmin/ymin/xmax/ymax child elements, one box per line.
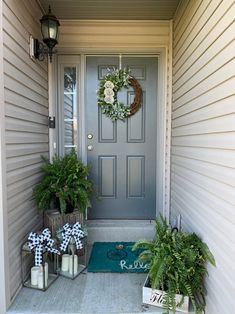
<box><xmin>98</xmin><ymin>69</ymin><xmax>142</xmax><ymax>121</ymax></box>
<box><xmin>104</xmin><ymin>88</ymin><xmax>114</xmax><ymax>97</ymax></box>
<box><xmin>104</xmin><ymin>81</ymin><xmax>114</xmax><ymax>89</ymax></box>
<box><xmin>104</xmin><ymin>96</ymin><xmax>114</xmax><ymax>104</ymax></box>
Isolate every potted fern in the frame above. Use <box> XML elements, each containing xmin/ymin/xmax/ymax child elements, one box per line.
<box><xmin>133</xmin><ymin>216</ymin><xmax>215</xmax><ymax>314</ymax></box>
<box><xmin>33</xmin><ymin>149</ymin><xmax>92</xmax><ymax>215</ymax></box>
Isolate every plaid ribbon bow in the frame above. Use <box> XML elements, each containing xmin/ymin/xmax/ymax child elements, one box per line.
<box><xmin>28</xmin><ymin>228</ymin><xmax>60</xmax><ymax>266</ymax></box>
<box><xmin>60</xmin><ymin>222</ymin><xmax>85</xmax><ymax>252</ymax></box>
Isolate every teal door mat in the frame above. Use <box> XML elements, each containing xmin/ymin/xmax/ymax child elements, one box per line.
<box><xmin>87</xmin><ymin>242</ymin><xmax>149</xmax><ymax>273</ymax></box>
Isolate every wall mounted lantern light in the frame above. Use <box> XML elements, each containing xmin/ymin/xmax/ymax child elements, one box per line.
<box><xmin>30</xmin><ymin>6</ymin><xmax>60</xmax><ymax>62</ymax></box>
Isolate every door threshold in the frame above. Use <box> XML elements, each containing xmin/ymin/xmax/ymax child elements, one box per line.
<box><xmin>87</xmin><ymin>219</ymin><xmax>155</xmax><ymax>244</ymax></box>
<box><xmin>87</xmin><ymin>219</ymin><xmax>155</xmax><ymax>225</ymax></box>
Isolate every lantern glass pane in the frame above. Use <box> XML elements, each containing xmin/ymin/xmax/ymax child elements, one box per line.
<box><xmin>41</xmin><ymin>21</ymin><xmax>49</xmax><ymax>39</ymax></box>
<box><xmin>49</xmin><ymin>21</ymin><xmax>58</xmax><ymax>40</ymax></box>
<box><xmin>41</xmin><ymin>20</ymin><xmax>58</xmax><ymax>40</ymax></box>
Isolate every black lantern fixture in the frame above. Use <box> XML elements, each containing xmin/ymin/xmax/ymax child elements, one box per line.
<box><xmin>33</xmin><ymin>6</ymin><xmax>60</xmax><ymax>62</ymax></box>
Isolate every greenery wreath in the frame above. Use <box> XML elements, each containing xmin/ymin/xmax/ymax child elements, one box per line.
<box><xmin>97</xmin><ymin>69</ymin><xmax>142</xmax><ymax>121</ymax></box>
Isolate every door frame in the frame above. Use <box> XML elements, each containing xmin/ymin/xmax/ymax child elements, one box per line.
<box><xmin>56</xmin><ymin>48</ymin><xmax>171</xmax><ymax>221</ymax></box>
<box><xmin>82</xmin><ymin>52</ymin><xmax>169</xmax><ymax>220</ymax></box>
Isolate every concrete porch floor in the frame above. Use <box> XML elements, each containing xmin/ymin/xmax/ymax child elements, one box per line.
<box><xmin>7</xmin><ymin>270</ymin><xmax>193</xmax><ymax>314</ymax></box>
<box><xmin>7</xmin><ymin>239</ymin><xmax>163</xmax><ymax>314</ymax></box>
<box><xmin>7</xmin><ymin>271</ymin><xmax>164</xmax><ymax>314</ymax></box>
<box><xmin>8</xmin><ymin>224</ymin><xmax>194</xmax><ymax>314</ymax></box>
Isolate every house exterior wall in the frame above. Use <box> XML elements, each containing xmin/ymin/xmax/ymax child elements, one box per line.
<box><xmin>0</xmin><ymin>1</ymin><xmax>9</xmax><ymax>311</ymax></box>
<box><xmin>1</xmin><ymin>0</ymin><xmax>48</xmax><ymax>306</ymax></box>
<box><xmin>172</xmin><ymin>0</ymin><xmax>235</xmax><ymax>313</ymax></box>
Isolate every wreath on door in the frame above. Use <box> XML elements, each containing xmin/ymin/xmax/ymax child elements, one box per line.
<box><xmin>97</xmin><ymin>69</ymin><xmax>142</xmax><ymax>121</ymax></box>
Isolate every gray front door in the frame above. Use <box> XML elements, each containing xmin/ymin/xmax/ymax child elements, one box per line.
<box><xmin>86</xmin><ymin>56</ymin><xmax>158</xmax><ymax>219</ymax></box>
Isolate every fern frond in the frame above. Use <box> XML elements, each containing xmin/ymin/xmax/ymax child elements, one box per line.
<box><xmin>133</xmin><ymin>216</ymin><xmax>215</xmax><ymax>313</ymax></box>
<box><xmin>33</xmin><ymin>148</ymin><xmax>93</xmax><ymax>214</ymax></box>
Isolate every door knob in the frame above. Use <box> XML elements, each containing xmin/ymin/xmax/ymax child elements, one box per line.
<box><xmin>87</xmin><ymin>134</ymin><xmax>93</xmax><ymax>139</ymax></box>
<box><xmin>87</xmin><ymin>145</ymin><xmax>93</xmax><ymax>151</ymax></box>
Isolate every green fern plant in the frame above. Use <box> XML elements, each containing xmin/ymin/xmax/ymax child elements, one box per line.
<box><xmin>133</xmin><ymin>215</ymin><xmax>215</xmax><ymax>314</ymax></box>
<box><xmin>33</xmin><ymin>149</ymin><xmax>93</xmax><ymax>214</ymax></box>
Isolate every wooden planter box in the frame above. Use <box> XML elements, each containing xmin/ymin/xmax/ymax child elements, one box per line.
<box><xmin>143</xmin><ymin>276</ymin><xmax>189</xmax><ymax>313</ymax></box>
<box><xmin>44</xmin><ymin>209</ymin><xmax>84</xmax><ymax>238</ymax></box>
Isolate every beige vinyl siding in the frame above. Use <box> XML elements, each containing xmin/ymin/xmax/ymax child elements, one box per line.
<box><xmin>39</xmin><ymin>0</ymin><xmax>180</xmax><ymax>20</ymax></box>
<box><xmin>58</xmin><ymin>20</ymin><xmax>170</xmax><ymax>53</ymax></box>
<box><xmin>172</xmin><ymin>0</ymin><xmax>235</xmax><ymax>313</ymax></box>
<box><xmin>3</xmin><ymin>0</ymin><xmax>48</xmax><ymax>302</ymax></box>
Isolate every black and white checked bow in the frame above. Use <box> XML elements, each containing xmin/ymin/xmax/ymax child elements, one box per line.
<box><xmin>60</xmin><ymin>222</ymin><xmax>85</xmax><ymax>252</ymax></box>
<box><xmin>28</xmin><ymin>228</ymin><xmax>60</xmax><ymax>266</ymax></box>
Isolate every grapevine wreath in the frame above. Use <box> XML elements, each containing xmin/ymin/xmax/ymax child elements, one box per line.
<box><xmin>97</xmin><ymin>69</ymin><xmax>142</xmax><ymax>121</ymax></box>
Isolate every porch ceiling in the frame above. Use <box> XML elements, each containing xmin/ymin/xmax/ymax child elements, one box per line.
<box><xmin>38</xmin><ymin>0</ymin><xmax>180</xmax><ymax>20</ymax></box>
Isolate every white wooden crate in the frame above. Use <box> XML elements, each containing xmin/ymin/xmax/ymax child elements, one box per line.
<box><xmin>142</xmin><ymin>276</ymin><xmax>189</xmax><ymax>313</ymax></box>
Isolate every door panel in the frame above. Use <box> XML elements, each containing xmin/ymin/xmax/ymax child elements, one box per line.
<box><xmin>127</xmin><ymin>156</ymin><xmax>145</xmax><ymax>198</ymax></box>
<box><xmin>98</xmin><ymin>108</ymin><xmax>117</xmax><ymax>143</ymax></box>
<box><xmin>98</xmin><ymin>155</ymin><xmax>117</xmax><ymax>198</ymax></box>
<box><xmin>86</xmin><ymin>56</ymin><xmax>158</xmax><ymax>219</ymax></box>
<box><xmin>127</xmin><ymin>94</ymin><xmax>145</xmax><ymax>142</ymax></box>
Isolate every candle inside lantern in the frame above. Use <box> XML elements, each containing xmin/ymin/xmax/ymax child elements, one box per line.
<box><xmin>69</xmin><ymin>254</ymin><xmax>78</xmax><ymax>275</ymax></box>
<box><xmin>38</xmin><ymin>266</ymin><xmax>47</xmax><ymax>289</ymax></box>
<box><xmin>61</xmin><ymin>254</ymin><xmax>70</xmax><ymax>272</ymax></box>
<box><xmin>31</xmin><ymin>266</ymin><xmax>40</xmax><ymax>286</ymax></box>
<box><xmin>38</xmin><ymin>272</ymin><xmax>44</xmax><ymax>289</ymax></box>
<box><xmin>45</xmin><ymin>262</ymin><xmax>48</xmax><ymax>282</ymax></box>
